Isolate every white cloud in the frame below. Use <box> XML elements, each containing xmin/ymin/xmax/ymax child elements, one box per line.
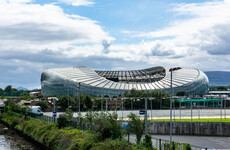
<box><xmin>0</xmin><ymin>0</ymin><xmax>113</xmax><ymax>53</ymax></box>
<box><xmin>1</xmin><ymin>0</ymin><xmax>230</xmax><ymax>89</ymax></box>
<box><xmin>112</xmin><ymin>0</ymin><xmax>230</xmax><ymax>70</ymax></box>
<box><xmin>58</xmin><ymin>0</ymin><xmax>94</xmax><ymax>6</ymax></box>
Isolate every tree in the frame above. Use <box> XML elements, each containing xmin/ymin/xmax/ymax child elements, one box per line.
<box><xmin>0</xmin><ymin>88</ymin><xmax>4</xmax><ymax>96</ymax></box>
<box><xmin>73</xmin><ymin>94</ymin><xmax>85</xmax><ymax>110</ymax></box>
<box><xmin>4</xmin><ymin>85</ymin><xmax>12</xmax><ymax>96</ymax></box>
<box><xmin>128</xmin><ymin>113</ymin><xmax>145</xmax><ymax>144</ymax></box>
<box><xmin>57</xmin><ymin>95</ymin><xmax>74</xmax><ymax>110</ymax></box>
<box><xmin>36</xmin><ymin>101</ymin><xmax>49</xmax><ymax>111</ymax></box>
<box><xmin>217</xmin><ymin>86</ymin><xmax>228</xmax><ymax>91</ymax></box>
<box><xmin>142</xmin><ymin>134</ymin><xmax>154</xmax><ymax>150</ymax></box>
<box><xmin>85</xmin><ymin>94</ymin><xmax>93</xmax><ymax>110</ymax></box>
<box><xmin>176</xmin><ymin>91</ymin><xmax>187</xmax><ymax>96</ymax></box>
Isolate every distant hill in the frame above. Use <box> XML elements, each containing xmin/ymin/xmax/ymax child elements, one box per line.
<box><xmin>204</xmin><ymin>71</ymin><xmax>230</xmax><ymax>87</ymax></box>
<box><xmin>16</xmin><ymin>86</ymin><xmax>29</xmax><ymax>91</ymax></box>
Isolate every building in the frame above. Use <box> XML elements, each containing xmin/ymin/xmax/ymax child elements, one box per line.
<box><xmin>41</xmin><ymin>66</ymin><xmax>209</xmax><ymax>97</ymax></box>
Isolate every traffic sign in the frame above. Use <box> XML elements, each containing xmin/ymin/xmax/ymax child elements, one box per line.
<box><xmin>121</xmin><ymin>122</ymin><xmax>130</xmax><ymax>129</ymax></box>
<box><xmin>139</xmin><ymin>110</ymin><xmax>145</xmax><ymax>115</ymax></box>
<box><xmin>53</xmin><ymin>112</ymin><xmax>57</xmax><ymax>118</ymax></box>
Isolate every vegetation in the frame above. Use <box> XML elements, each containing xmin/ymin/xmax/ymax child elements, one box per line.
<box><xmin>0</xmin><ymin>85</ymin><xmax>30</xmax><ymax>97</ymax></box>
<box><xmin>85</xmin><ymin>94</ymin><xmax>93</xmax><ymax>110</ymax></box>
<box><xmin>176</xmin><ymin>91</ymin><xmax>187</xmax><ymax>96</ymax></box>
<box><xmin>36</xmin><ymin>101</ymin><xmax>49</xmax><ymax>111</ymax></box>
<box><xmin>127</xmin><ymin>113</ymin><xmax>145</xmax><ymax>144</ymax></box>
<box><xmin>124</xmin><ymin>89</ymin><xmax>170</xmax><ymax>109</ymax></box>
<box><xmin>57</xmin><ymin>95</ymin><xmax>74</xmax><ymax>110</ymax></box>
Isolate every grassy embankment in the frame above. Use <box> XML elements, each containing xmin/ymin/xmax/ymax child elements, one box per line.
<box><xmin>0</xmin><ymin>111</ymin><xmax>143</xmax><ymax>150</ymax></box>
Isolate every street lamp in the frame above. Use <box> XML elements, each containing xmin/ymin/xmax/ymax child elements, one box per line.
<box><xmin>67</xmin><ymin>89</ymin><xmax>69</xmax><ymax>108</ymax></box>
<box><xmin>78</xmin><ymin>83</ymin><xmax>81</xmax><ymax>126</ymax></box>
<box><xmin>169</xmin><ymin>67</ymin><xmax>181</xmax><ymax>149</ymax></box>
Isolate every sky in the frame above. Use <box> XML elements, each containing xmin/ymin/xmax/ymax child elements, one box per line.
<box><xmin>0</xmin><ymin>0</ymin><xmax>230</xmax><ymax>89</ymax></box>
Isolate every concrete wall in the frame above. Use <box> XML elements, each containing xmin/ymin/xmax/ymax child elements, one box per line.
<box><xmin>148</xmin><ymin>121</ymin><xmax>230</xmax><ymax>136</ymax></box>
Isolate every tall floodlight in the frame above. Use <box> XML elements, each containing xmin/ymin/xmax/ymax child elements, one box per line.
<box><xmin>78</xmin><ymin>83</ymin><xmax>81</xmax><ymax>126</ymax></box>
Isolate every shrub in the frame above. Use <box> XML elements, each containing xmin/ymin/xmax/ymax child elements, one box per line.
<box><xmin>142</xmin><ymin>134</ymin><xmax>153</xmax><ymax>150</ymax></box>
<box><xmin>127</xmin><ymin>113</ymin><xmax>144</xmax><ymax>144</ymax></box>
<box><xmin>93</xmin><ymin>112</ymin><xmax>122</xmax><ymax>140</ymax></box>
<box><xmin>90</xmin><ymin>139</ymin><xmax>132</xmax><ymax>150</ymax></box>
<box><xmin>57</xmin><ymin>108</ymin><xmax>74</xmax><ymax>128</ymax></box>
<box><xmin>183</xmin><ymin>143</ymin><xmax>191</xmax><ymax>150</ymax></box>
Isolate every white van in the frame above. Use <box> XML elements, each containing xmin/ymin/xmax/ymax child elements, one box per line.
<box><xmin>29</xmin><ymin>106</ymin><xmax>43</xmax><ymax>115</ymax></box>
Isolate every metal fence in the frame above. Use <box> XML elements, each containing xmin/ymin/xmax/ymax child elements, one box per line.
<box><xmin>35</xmin><ymin>114</ymin><xmax>211</xmax><ymax>150</ymax></box>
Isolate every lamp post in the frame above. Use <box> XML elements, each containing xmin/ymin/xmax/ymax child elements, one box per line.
<box><xmin>170</xmin><ymin>68</ymin><xmax>173</xmax><ymax>148</ymax></box>
<box><xmin>67</xmin><ymin>89</ymin><xmax>69</xmax><ymax>108</ymax></box>
<box><xmin>122</xmin><ymin>98</ymin><xmax>124</xmax><ymax>120</ymax></box>
<box><xmin>145</xmin><ymin>97</ymin><xmax>148</xmax><ymax>135</ymax></box>
<box><xmin>78</xmin><ymin>83</ymin><xmax>81</xmax><ymax>126</ymax></box>
<box><xmin>169</xmin><ymin>67</ymin><xmax>181</xmax><ymax>149</ymax></box>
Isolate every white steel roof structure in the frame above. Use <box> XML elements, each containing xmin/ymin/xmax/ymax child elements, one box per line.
<box><xmin>41</xmin><ymin>66</ymin><xmax>209</xmax><ymax>96</ymax></box>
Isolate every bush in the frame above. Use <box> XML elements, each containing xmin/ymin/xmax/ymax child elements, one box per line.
<box><xmin>57</xmin><ymin>108</ymin><xmax>74</xmax><ymax>128</ymax></box>
<box><xmin>142</xmin><ymin>134</ymin><xmax>153</xmax><ymax>150</ymax></box>
<box><xmin>183</xmin><ymin>143</ymin><xmax>191</xmax><ymax>150</ymax></box>
<box><xmin>90</xmin><ymin>139</ymin><xmax>132</xmax><ymax>150</ymax></box>
<box><xmin>127</xmin><ymin>113</ymin><xmax>144</xmax><ymax>144</ymax></box>
<box><xmin>93</xmin><ymin>112</ymin><xmax>123</xmax><ymax>140</ymax></box>
<box><xmin>36</xmin><ymin>101</ymin><xmax>49</xmax><ymax>111</ymax></box>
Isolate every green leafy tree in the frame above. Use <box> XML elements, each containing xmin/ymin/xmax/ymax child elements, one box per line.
<box><xmin>0</xmin><ymin>88</ymin><xmax>4</xmax><ymax>96</ymax></box>
<box><xmin>94</xmin><ymin>112</ymin><xmax>122</xmax><ymax>140</ymax></box>
<box><xmin>73</xmin><ymin>94</ymin><xmax>85</xmax><ymax>110</ymax></box>
<box><xmin>85</xmin><ymin>94</ymin><xmax>93</xmax><ymax>110</ymax></box>
<box><xmin>217</xmin><ymin>86</ymin><xmax>228</xmax><ymax>91</ymax></box>
<box><xmin>128</xmin><ymin>113</ymin><xmax>145</xmax><ymax>144</ymax></box>
<box><xmin>4</xmin><ymin>85</ymin><xmax>12</xmax><ymax>96</ymax></box>
<box><xmin>142</xmin><ymin>134</ymin><xmax>154</xmax><ymax>150</ymax></box>
<box><xmin>36</xmin><ymin>101</ymin><xmax>49</xmax><ymax>111</ymax></box>
<box><xmin>57</xmin><ymin>95</ymin><xmax>74</xmax><ymax>110</ymax></box>
<box><xmin>176</xmin><ymin>91</ymin><xmax>187</xmax><ymax>96</ymax></box>
<box><xmin>57</xmin><ymin>108</ymin><xmax>73</xmax><ymax>128</ymax></box>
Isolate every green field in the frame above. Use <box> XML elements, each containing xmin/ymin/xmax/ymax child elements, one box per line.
<box><xmin>151</xmin><ymin>118</ymin><xmax>230</xmax><ymax>122</ymax></box>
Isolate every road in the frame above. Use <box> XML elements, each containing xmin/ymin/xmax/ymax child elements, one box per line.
<box><xmin>126</xmin><ymin>134</ymin><xmax>230</xmax><ymax>149</ymax></box>
<box><xmin>44</xmin><ymin>109</ymin><xmax>230</xmax><ymax>120</ymax></box>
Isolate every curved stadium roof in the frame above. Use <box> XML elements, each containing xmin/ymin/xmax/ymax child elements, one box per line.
<box><xmin>41</xmin><ymin>66</ymin><xmax>208</xmax><ymax>96</ymax></box>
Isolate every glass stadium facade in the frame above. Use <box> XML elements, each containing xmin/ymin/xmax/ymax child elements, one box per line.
<box><xmin>41</xmin><ymin>66</ymin><xmax>209</xmax><ymax>97</ymax></box>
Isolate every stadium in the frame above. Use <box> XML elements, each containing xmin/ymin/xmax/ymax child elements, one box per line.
<box><xmin>41</xmin><ymin>66</ymin><xmax>209</xmax><ymax>97</ymax></box>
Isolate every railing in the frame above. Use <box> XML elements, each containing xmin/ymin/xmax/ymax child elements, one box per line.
<box><xmin>35</xmin><ymin>114</ymin><xmax>211</xmax><ymax>150</ymax></box>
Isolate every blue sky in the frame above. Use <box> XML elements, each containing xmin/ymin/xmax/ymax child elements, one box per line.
<box><xmin>0</xmin><ymin>0</ymin><xmax>230</xmax><ymax>89</ymax></box>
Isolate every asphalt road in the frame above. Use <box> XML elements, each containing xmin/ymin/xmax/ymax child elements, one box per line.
<box><xmin>44</xmin><ymin>109</ymin><xmax>230</xmax><ymax>120</ymax></box>
<box><xmin>126</xmin><ymin>134</ymin><xmax>230</xmax><ymax>149</ymax></box>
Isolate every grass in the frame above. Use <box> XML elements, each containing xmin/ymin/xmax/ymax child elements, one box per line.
<box><xmin>151</xmin><ymin>118</ymin><xmax>230</xmax><ymax>122</ymax></box>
